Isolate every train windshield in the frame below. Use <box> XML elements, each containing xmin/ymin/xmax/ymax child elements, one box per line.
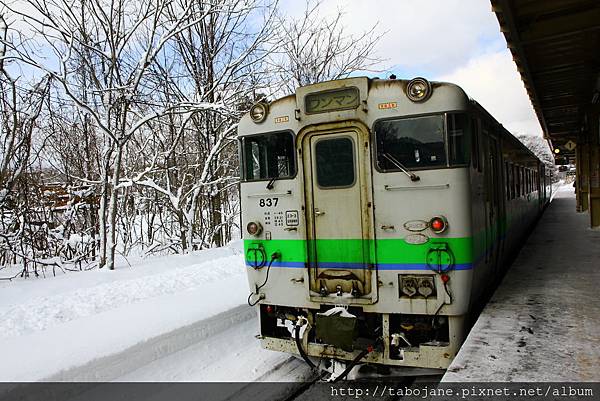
<box><xmin>242</xmin><ymin>132</ymin><xmax>295</xmax><ymax>181</ymax></box>
<box><xmin>375</xmin><ymin>113</ymin><xmax>469</xmax><ymax>171</ymax></box>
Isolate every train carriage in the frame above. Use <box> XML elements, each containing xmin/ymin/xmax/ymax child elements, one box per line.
<box><xmin>239</xmin><ymin>77</ymin><xmax>551</xmax><ymax>374</ymax></box>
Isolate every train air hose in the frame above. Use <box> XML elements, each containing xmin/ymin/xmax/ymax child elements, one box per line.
<box><xmin>247</xmin><ymin>252</ymin><xmax>280</xmax><ymax>307</ymax></box>
<box><xmin>322</xmin><ymin>327</ymin><xmax>382</xmax><ymax>382</ymax></box>
<box><xmin>294</xmin><ymin>320</ymin><xmax>316</xmax><ymax>370</ymax></box>
<box><xmin>294</xmin><ymin>320</ymin><xmax>375</xmax><ymax>380</ymax></box>
<box><xmin>332</xmin><ymin>348</ymin><xmax>370</xmax><ymax>383</ymax></box>
<box><xmin>332</xmin><ymin>329</ymin><xmax>382</xmax><ymax>382</ymax></box>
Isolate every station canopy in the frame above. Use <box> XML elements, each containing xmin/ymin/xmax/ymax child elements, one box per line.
<box><xmin>492</xmin><ymin>0</ymin><xmax>600</xmax><ymax>164</ymax></box>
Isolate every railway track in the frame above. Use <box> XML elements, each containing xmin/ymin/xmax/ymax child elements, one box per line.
<box><xmin>278</xmin><ymin>365</ymin><xmax>442</xmax><ymax>401</ymax></box>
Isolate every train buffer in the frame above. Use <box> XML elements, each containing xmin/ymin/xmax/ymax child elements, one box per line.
<box><xmin>443</xmin><ymin>185</ymin><xmax>600</xmax><ymax>381</ymax></box>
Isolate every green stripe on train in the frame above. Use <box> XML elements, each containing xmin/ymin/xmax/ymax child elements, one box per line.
<box><xmin>244</xmin><ymin>237</ymin><xmax>474</xmax><ymax>265</ymax></box>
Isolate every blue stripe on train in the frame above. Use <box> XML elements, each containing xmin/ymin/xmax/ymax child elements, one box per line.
<box><xmin>245</xmin><ymin>261</ymin><xmax>473</xmax><ymax>271</ymax></box>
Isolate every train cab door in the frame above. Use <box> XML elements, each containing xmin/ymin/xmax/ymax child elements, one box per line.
<box><xmin>302</xmin><ymin>125</ymin><xmax>376</xmax><ymax>305</ymax></box>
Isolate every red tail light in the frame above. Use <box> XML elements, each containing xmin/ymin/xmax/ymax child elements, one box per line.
<box><xmin>430</xmin><ymin>216</ymin><xmax>448</xmax><ymax>233</ymax></box>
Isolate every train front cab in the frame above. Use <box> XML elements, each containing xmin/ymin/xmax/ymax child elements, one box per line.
<box><xmin>241</xmin><ymin>77</ymin><xmax>548</xmax><ymax>373</ymax></box>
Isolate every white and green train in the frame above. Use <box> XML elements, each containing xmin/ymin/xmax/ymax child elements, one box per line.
<box><xmin>239</xmin><ymin>77</ymin><xmax>551</xmax><ymax>374</ymax></box>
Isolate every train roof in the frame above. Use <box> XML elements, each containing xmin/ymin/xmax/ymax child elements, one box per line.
<box><xmin>241</xmin><ymin>76</ymin><xmax>544</xmax><ymax>167</ymax></box>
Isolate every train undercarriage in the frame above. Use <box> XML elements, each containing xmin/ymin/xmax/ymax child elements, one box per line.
<box><xmin>256</xmin><ymin>304</ymin><xmax>465</xmax><ymax>378</ymax></box>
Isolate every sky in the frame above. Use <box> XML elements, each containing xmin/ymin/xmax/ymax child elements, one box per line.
<box><xmin>280</xmin><ymin>0</ymin><xmax>542</xmax><ymax>138</ymax></box>
<box><xmin>3</xmin><ymin>0</ymin><xmax>542</xmax><ymax>138</ymax></box>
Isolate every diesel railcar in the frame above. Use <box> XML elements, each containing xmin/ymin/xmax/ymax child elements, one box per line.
<box><xmin>239</xmin><ymin>77</ymin><xmax>551</xmax><ymax>374</ymax></box>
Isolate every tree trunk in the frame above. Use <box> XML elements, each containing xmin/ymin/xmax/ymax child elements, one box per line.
<box><xmin>98</xmin><ymin>164</ymin><xmax>109</xmax><ymax>268</ymax></box>
<box><xmin>106</xmin><ymin>145</ymin><xmax>123</xmax><ymax>270</ymax></box>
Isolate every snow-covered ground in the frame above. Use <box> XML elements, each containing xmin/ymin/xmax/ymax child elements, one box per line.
<box><xmin>0</xmin><ymin>241</ymin><xmax>310</xmax><ymax>382</ymax></box>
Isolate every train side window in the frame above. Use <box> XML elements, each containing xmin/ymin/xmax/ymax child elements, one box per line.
<box><xmin>470</xmin><ymin>118</ymin><xmax>479</xmax><ymax>170</ymax></box>
<box><xmin>505</xmin><ymin>162</ymin><xmax>510</xmax><ymax>199</ymax></box>
<box><xmin>520</xmin><ymin>167</ymin><xmax>524</xmax><ymax>196</ymax></box>
<box><xmin>315</xmin><ymin>137</ymin><xmax>355</xmax><ymax>188</ymax></box>
<box><xmin>512</xmin><ymin>165</ymin><xmax>516</xmax><ymax>199</ymax></box>
<box><xmin>506</xmin><ymin>163</ymin><xmax>511</xmax><ymax>199</ymax></box>
<box><xmin>242</xmin><ymin>132</ymin><xmax>295</xmax><ymax>181</ymax></box>
<box><xmin>447</xmin><ymin>113</ymin><xmax>469</xmax><ymax>166</ymax></box>
<box><xmin>511</xmin><ymin>164</ymin><xmax>516</xmax><ymax>199</ymax></box>
<box><xmin>516</xmin><ymin>167</ymin><xmax>521</xmax><ymax>197</ymax></box>
<box><xmin>375</xmin><ymin>115</ymin><xmax>446</xmax><ymax>170</ymax></box>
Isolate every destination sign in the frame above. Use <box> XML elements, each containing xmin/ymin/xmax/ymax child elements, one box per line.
<box><xmin>305</xmin><ymin>87</ymin><xmax>360</xmax><ymax>114</ymax></box>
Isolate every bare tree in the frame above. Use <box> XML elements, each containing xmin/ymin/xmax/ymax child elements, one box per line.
<box><xmin>0</xmin><ymin>14</ymin><xmax>56</xmax><ymax>273</ymax></box>
<box><xmin>2</xmin><ymin>0</ymin><xmax>231</xmax><ymax>268</ymax></box>
<box><xmin>0</xmin><ymin>15</ymin><xmax>49</xmax><ymax>207</ymax></box>
<box><xmin>0</xmin><ymin>0</ymin><xmax>385</xmax><ymax>274</ymax></box>
<box><xmin>120</xmin><ymin>0</ymin><xmax>277</xmax><ymax>252</ymax></box>
<box><xmin>269</xmin><ymin>0</ymin><xmax>383</xmax><ymax>95</ymax></box>
<box><xmin>517</xmin><ymin>134</ymin><xmax>557</xmax><ymax>179</ymax></box>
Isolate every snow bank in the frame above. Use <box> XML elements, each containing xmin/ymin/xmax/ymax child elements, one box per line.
<box><xmin>0</xmin><ymin>241</ymin><xmax>249</xmax><ymax>381</ymax></box>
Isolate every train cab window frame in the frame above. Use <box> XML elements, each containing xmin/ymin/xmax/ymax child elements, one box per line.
<box><xmin>374</xmin><ymin>113</ymin><xmax>473</xmax><ymax>173</ymax></box>
<box><xmin>241</xmin><ymin>131</ymin><xmax>297</xmax><ymax>182</ymax></box>
<box><xmin>374</xmin><ymin>114</ymin><xmax>447</xmax><ymax>172</ymax></box>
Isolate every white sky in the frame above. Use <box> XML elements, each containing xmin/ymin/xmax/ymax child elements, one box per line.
<box><xmin>281</xmin><ymin>0</ymin><xmax>542</xmax><ymax>137</ymax></box>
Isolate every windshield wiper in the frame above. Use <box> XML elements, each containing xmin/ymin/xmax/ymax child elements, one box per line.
<box><xmin>382</xmin><ymin>153</ymin><xmax>420</xmax><ymax>182</ymax></box>
<box><xmin>266</xmin><ymin>176</ymin><xmax>278</xmax><ymax>190</ymax></box>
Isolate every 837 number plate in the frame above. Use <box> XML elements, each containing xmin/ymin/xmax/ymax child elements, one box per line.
<box><xmin>259</xmin><ymin>198</ymin><xmax>279</xmax><ymax>207</ymax></box>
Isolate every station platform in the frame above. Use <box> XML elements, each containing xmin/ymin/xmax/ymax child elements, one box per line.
<box><xmin>443</xmin><ymin>185</ymin><xmax>600</xmax><ymax>381</ymax></box>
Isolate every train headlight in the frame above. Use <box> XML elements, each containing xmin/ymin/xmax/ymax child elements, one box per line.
<box><xmin>249</xmin><ymin>102</ymin><xmax>269</xmax><ymax>123</ymax></box>
<box><xmin>429</xmin><ymin>216</ymin><xmax>448</xmax><ymax>234</ymax></box>
<box><xmin>247</xmin><ymin>221</ymin><xmax>263</xmax><ymax>236</ymax></box>
<box><xmin>406</xmin><ymin>77</ymin><xmax>432</xmax><ymax>102</ymax></box>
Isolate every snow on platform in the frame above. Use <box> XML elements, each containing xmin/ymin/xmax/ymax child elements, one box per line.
<box><xmin>443</xmin><ymin>185</ymin><xmax>600</xmax><ymax>381</ymax></box>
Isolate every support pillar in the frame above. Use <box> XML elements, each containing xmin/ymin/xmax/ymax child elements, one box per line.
<box><xmin>587</xmin><ymin>108</ymin><xmax>600</xmax><ymax>228</ymax></box>
<box><xmin>576</xmin><ymin>146</ymin><xmax>584</xmax><ymax>211</ymax></box>
<box><xmin>589</xmin><ymin>144</ymin><xmax>600</xmax><ymax>228</ymax></box>
<box><xmin>577</xmin><ymin>144</ymin><xmax>590</xmax><ymax>212</ymax></box>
